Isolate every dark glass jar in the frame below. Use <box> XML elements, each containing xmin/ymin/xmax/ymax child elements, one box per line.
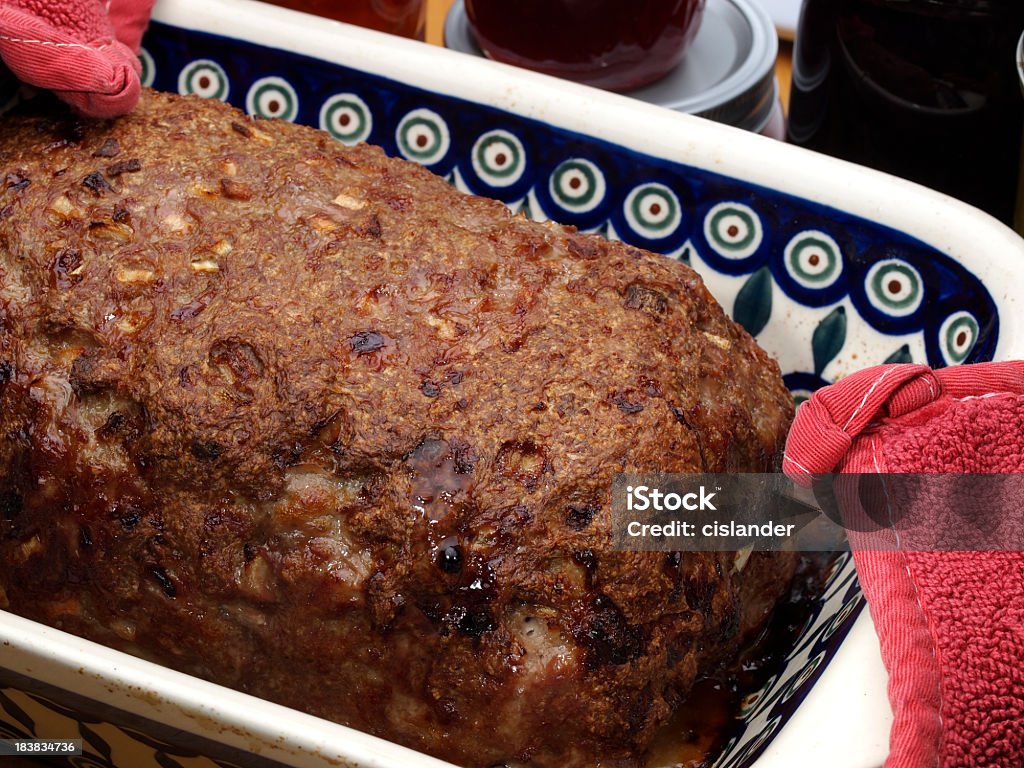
<box><xmin>787</xmin><ymin>0</ymin><xmax>1024</xmax><ymax>225</ymax></box>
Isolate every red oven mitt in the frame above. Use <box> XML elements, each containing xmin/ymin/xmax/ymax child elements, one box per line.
<box><xmin>0</xmin><ymin>0</ymin><xmax>154</xmax><ymax>117</ymax></box>
<box><xmin>783</xmin><ymin>362</ymin><xmax>1024</xmax><ymax>768</ymax></box>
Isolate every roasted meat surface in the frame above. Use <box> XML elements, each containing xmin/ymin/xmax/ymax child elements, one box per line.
<box><xmin>0</xmin><ymin>91</ymin><xmax>795</xmax><ymax>767</ymax></box>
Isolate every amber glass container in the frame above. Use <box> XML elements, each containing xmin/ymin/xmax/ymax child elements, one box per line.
<box><xmin>787</xmin><ymin>0</ymin><xmax>1024</xmax><ymax>225</ymax></box>
<box><xmin>257</xmin><ymin>0</ymin><xmax>426</xmax><ymax>40</ymax></box>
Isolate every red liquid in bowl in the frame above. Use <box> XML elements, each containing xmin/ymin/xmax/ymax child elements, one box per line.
<box><xmin>465</xmin><ymin>0</ymin><xmax>706</xmax><ymax>92</ymax></box>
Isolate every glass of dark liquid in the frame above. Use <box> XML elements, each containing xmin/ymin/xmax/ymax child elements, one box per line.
<box><xmin>464</xmin><ymin>0</ymin><xmax>706</xmax><ymax>92</ymax></box>
<box><xmin>787</xmin><ymin>0</ymin><xmax>1024</xmax><ymax>226</ymax></box>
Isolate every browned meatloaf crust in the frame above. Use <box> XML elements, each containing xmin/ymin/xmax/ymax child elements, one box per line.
<box><xmin>0</xmin><ymin>90</ymin><xmax>795</xmax><ymax>767</ymax></box>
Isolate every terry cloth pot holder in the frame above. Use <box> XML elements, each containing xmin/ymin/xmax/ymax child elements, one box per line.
<box><xmin>783</xmin><ymin>362</ymin><xmax>1024</xmax><ymax>768</ymax></box>
<box><xmin>0</xmin><ymin>0</ymin><xmax>154</xmax><ymax>117</ymax></box>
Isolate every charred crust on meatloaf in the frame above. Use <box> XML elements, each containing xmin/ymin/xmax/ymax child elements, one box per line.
<box><xmin>0</xmin><ymin>91</ymin><xmax>795</xmax><ymax>768</ymax></box>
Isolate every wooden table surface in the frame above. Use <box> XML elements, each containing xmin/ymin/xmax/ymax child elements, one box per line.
<box><xmin>422</xmin><ymin>0</ymin><xmax>794</xmax><ymax>112</ymax></box>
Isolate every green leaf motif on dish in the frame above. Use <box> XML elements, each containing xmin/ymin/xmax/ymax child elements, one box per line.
<box><xmin>516</xmin><ymin>196</ymin><xmax>534</xmax><ymax>220</ymax></box>
<box><xmin>80</xmin><ymin>721</ymin><xmax>114</xmax><ymax>762</ymax></box>
<box><xmin>733</xmin><ymin>266</ymin><xmax>773</xmax><ymax>337</ymax></box>
<box><xmin>812</xmin><ymin>306</ymin><xmax>846</xmax><ymax>375</ymax></box>
<box><xmin>883</xmin><ymin>344</ymin><xmax>914</xmax><ymax>365</ymax></box>
<box><xmin>0</xmin><ymin>690</ymin><xmax>34</xmax><ymax>735</ymax></box>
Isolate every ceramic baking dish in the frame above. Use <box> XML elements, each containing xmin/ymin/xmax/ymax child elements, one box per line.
<box><xmin>2</xmin><ymin>0</ymin><xmax>1023</xmax><ymax>765</ymax></box>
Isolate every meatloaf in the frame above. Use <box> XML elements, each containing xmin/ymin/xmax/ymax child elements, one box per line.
<box><xmin>0</xmin><ymin>90</ymin><xmax>795</xmax><ymax>767</ymax></box>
